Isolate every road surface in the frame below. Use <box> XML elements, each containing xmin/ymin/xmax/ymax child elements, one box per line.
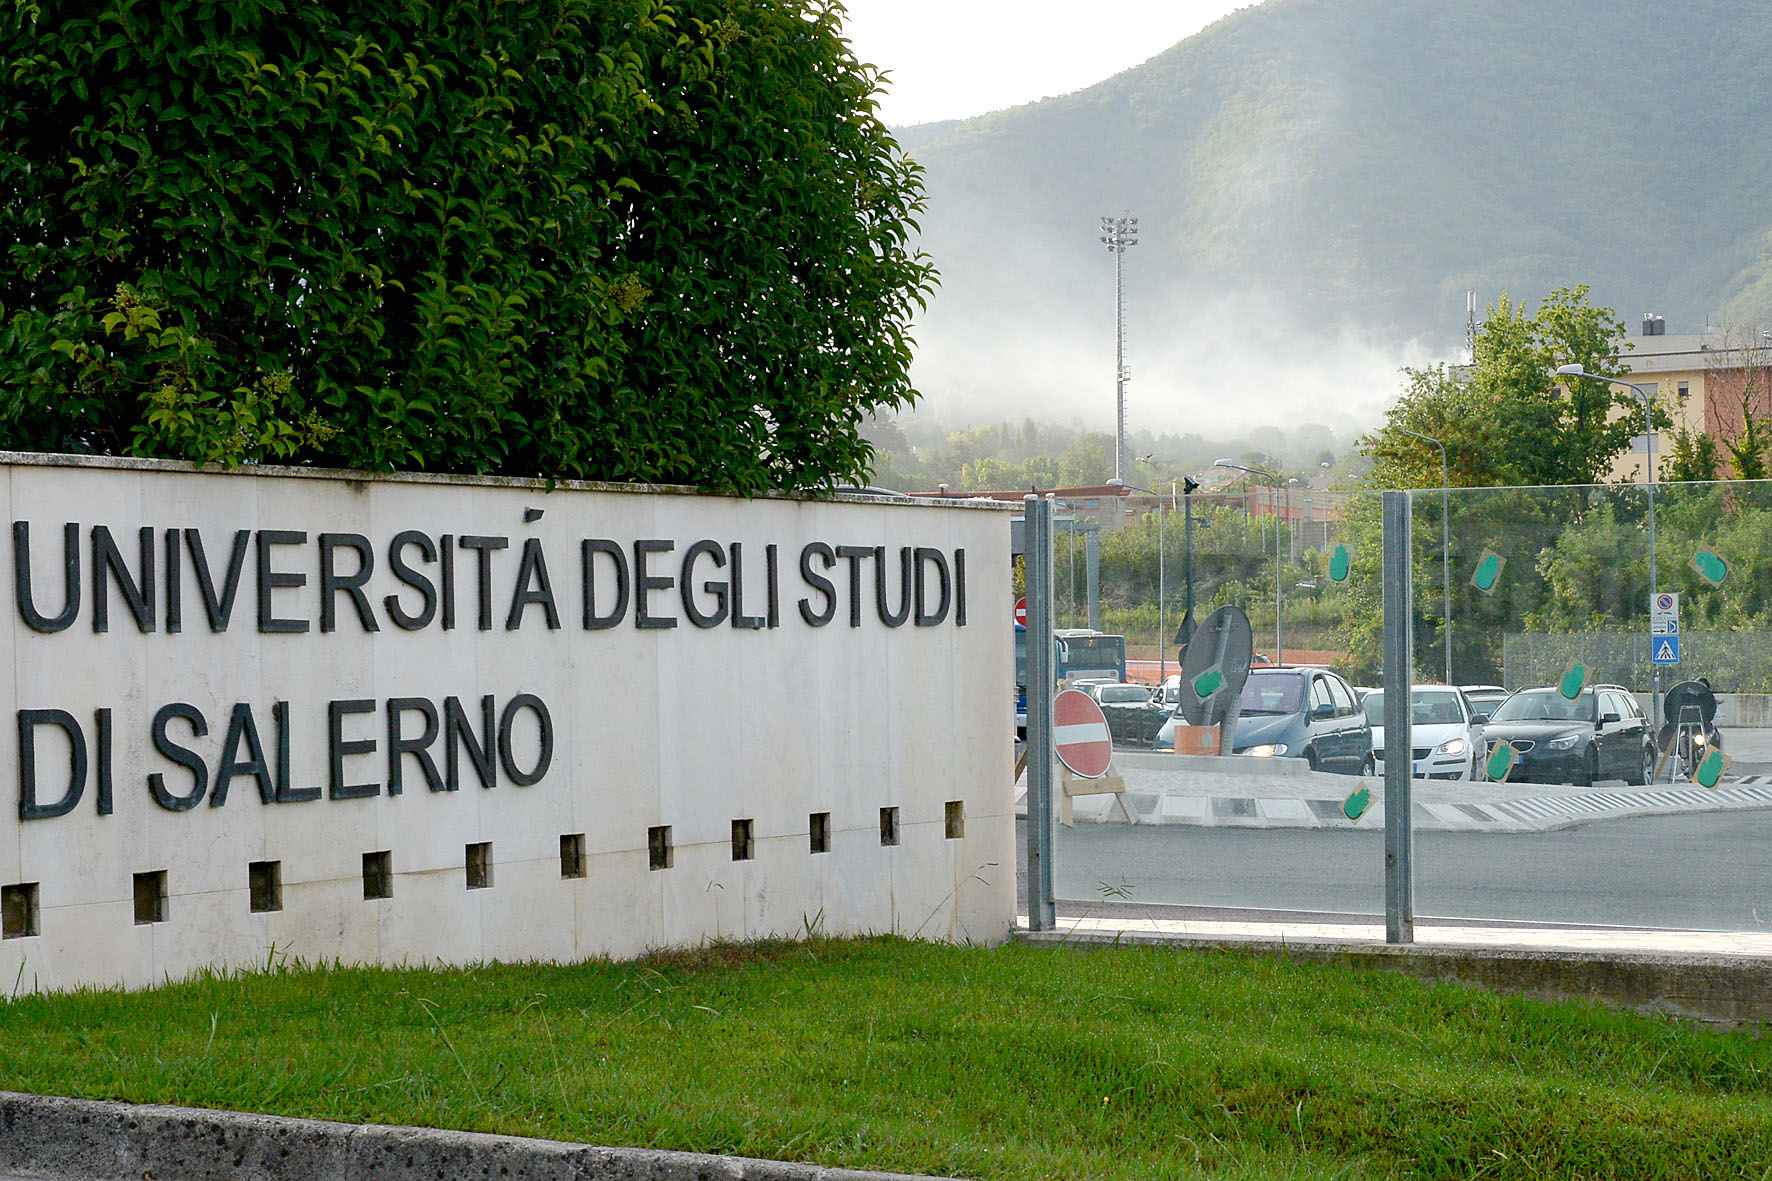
<box><xmin>1047</xmin><ymin>809</ymin><xmax>1772</xmax><ymax>931</ymax></box>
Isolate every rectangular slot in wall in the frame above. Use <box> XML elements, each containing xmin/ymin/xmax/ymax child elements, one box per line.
<box><xmin>465</xmin><ymin>842</ymin><xmax>492</xmax><ymax>890</ymax></box>
<box><xmin>731</xmin><ymin>818</ymin><xmax>755</xmax><ymax>861</ymax></box>
<box><xmin>945</xmin><ymin>800</ymin><xmax>965</xmax><ymax>839</ymax></box>
<box><xmin>1</xmin><ymin>882</ymin><xmax>39</xmax><ymax>939</ymax></box>
<box><xmin>560</xmin><ymin>833</ymin><xmax>586</xmax><ymax>879</ymax></box>
<box><xmin>879</xmin><ymin>806</ymin><xmax>900</xmax><ymax>847</ymax></box>
<box><xmin>648</xmin><ymin>826</ymin><xmax>673</xmax><ymax>871</ymax></box>
<box><xmin>133</xmin><ymin>871</ymin><xmax>168</xmax><ymax>924</ymax></box>
<box><xmin>248</xmin><ymin>861</ymin><xmax>282</xmax><ymax>913</ymax></box>
<box><xmin>362</xmin><ymin>851</ymin><xmax>392</xmax><ymax>900</ymax></box>
<box><xmin>809</xmin><ymin>811</ymin><xmax>830</xmax><ymax>855</ymax></box>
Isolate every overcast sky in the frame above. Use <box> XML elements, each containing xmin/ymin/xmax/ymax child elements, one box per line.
<box><xmin>832</xmin><ymin>0</ymin><xmax>1426</xmax><ymax>438</ymax></box>
<box><xmin>839</xmin><ymin>0</ymin><xmax>1253</xmax><ymax>126</ymax></box>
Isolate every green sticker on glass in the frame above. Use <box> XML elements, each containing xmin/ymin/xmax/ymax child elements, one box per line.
<box><xmin>1694</xmin><ymin>748</ymin><xmax>1727</xmax><ymax>789</ymax></box>
<box><xmin>1192</xmin><ymin>668</ymin><xmax>1224</xmax><ymax>699</ymax></box>
<box><xmin>1342</xmin><ymin>784</ymin><xmax>1372</xmax><ymax>821</ymax></box>
<box><xmin>1471</xmin><ymin>549</ymin><xmax>1505</xmax><ymax>595</ymax></box>
<box><xmin>1485</xmin><ymin>740</ymin><xmax>1515</xmax><ymax>782</ymax></box>
<box><xmin>1559</xmin><ymin>661</ymin><xmax>1588</xmax><ymax>699</ymax></box>
<box><xmin>1691</xmin><ymin>548</ymin><xmax>1729</xmax><ymax>587</ymax></box>
<box><xmin>1328</xmin><ymin>543</ymin><xmax>1351</xmax><ymax>583</ymax></box>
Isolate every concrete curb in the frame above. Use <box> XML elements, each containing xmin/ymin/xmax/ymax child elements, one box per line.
<box><xmin>0</xmin><ymin>1093</ymin><xmax>966</xmax><ymax>1181</ymax></box>
<box><xmin>1018</xmin><ymin>929</ymin><xmax>1772</xmax><ymax>1029</ymax></box>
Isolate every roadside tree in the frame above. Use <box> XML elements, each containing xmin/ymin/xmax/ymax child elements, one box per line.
<box><xmin>1339</xmin><ymin>286</ymin><xmax>1646</xmax><ymax>680</ymax></box>
<box><xmin>1363</xmin><ymin>287</ymin><xmax>1642</xmax><ymax>491</ymax></box>
<box><xmin>0</xmin><ymin>0</ymin><xmax>935</xmax><ymax>492</ymax></box>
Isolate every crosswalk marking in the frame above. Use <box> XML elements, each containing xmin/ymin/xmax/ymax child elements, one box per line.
<box><xmin>1045</xmin><ymin>774</ymin><xmax>1772</xmax><ymax>830</ymax></box>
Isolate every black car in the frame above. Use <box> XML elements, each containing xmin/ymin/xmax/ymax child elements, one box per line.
<box><xmin>1481</xmin><ymin>686</ymin><xmax>1653</xmax><ymax>786</ymax></box>
<box><xmin>1460</xmin><ymin>685</ymin><xmax>1510</xmax><ymax>724</ymax></box>
<box><xmin>1082</xmin><ymin>682</ymin><xmax>1168</xmax><ymax>748</ymax></box>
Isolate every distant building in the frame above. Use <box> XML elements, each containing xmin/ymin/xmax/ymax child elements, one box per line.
<box><xmin>1604</xmin><ymin>315</ymin><xmax>1771</xmax><ymax>481</ymax></box>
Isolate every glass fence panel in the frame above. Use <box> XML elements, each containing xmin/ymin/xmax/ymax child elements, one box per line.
<box><xmin>1044</xmin><ymin>486</ymin><xmax>1388</xmax><ymax>922</ymax></box>
<box><xmin>1402</xmin><ymin>479</ymin><xmax>1772</xmax><ymax>933</ymax></box>
<box><xmin>1038</xmin><ymin>478</ymin><xmax>1772</xmax><ymax>936</ymax></box>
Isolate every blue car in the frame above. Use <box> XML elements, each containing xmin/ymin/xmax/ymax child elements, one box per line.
<box><xmin>1158</xmin><ymin>667</ymin><xmax>1373</xmax><ymax>774</ymax></box>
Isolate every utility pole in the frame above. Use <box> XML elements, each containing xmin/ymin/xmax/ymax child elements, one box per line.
<box><xmin>1287</xmin><ymin>478</ymin><xmax>1299</xmax><ymax>562</ymax></box>
<box><xmin>1099</xmin><ymin>213</ymin><xmax>1138</xmax><ymax>484</ymax></box>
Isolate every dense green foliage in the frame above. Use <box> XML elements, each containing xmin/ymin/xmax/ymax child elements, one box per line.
<box><xmin>1363</xmin><ymin>287</ymin><xmax>1645</xmax><ymax>490</ymax></box>
<box><xmin>1053</xmin><ymin>501</ymin><xmax>1285</xmax><ymax>616</ymax></box>
<box><xmin>1293</xmin><ymin>293</ymin><xmax>1772</xmax><ymax>686</ymax></box>
<box><xmin>908</xmin><ymin>0</ymin><xmax>1772</xmax><ymax>348</ymax></box>
<box><xmin>0</xmin><ymin>0</ymin><xmax>934</xmax><ymax>491</ymax></box>
<box><xmin>1311</xmin><ymin>477</ymin><xmax>1772</xmax><ymax>689</ymax></box>
<box><xmin>1329</xmin><ymin>288</ymin><xmax>1653</xmax><ymax>682</ymax></box>
<box><xmin>4</xmin><ymin>937</ymin><xmax>1770</xmax><ymax>1179</ymax></box>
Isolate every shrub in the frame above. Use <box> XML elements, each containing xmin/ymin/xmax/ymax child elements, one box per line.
<box><xmin>0</xmin><ymin>0</ymin><xmax>935</xmax><ymax>492</ymax></box>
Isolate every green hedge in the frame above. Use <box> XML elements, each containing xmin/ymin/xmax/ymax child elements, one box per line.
<box><xmin>0</xmin><ymin>0</ymin><xmax>934</xmax><ymax>491</ymax></box>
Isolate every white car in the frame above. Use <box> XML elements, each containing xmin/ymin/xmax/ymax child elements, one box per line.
<box><xmin>1158</xmin><ymin>674</ymin><xmax>1181</xmax><ymax>710</ymax></box>
<box><xmin>1363</xmin><ymin>685</ymin><xmax>1486</xmax><ymax>780</ymax></box>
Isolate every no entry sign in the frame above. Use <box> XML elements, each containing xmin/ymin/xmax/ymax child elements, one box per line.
<box><xmin>1013</xmin><ymin>596</ymin><xmax>1028</xmax><ymax>628</ymax></box>
<box><xmin>1053</xmin><ymin>688</ymin><xmax>1112</xmax><ymax>778</ymax></box>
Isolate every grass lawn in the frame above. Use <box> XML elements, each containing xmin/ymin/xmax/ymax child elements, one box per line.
<box><xmin>2</xmin><ymin>936</ymin><xmax>1769</xmax><ymax>1179</ymax></box>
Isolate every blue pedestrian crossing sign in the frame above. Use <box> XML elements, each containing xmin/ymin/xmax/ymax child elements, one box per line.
<box><xmin>1652</xmin><ymin>634</ymin><xmax>1681</xmax><ymax>664</ymax></box>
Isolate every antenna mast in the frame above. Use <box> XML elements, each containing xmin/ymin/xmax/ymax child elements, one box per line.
<box><xmin>1466</xmin><ymin>290</ymin><xmax>1478</xmax><ymax>364</ymax></box>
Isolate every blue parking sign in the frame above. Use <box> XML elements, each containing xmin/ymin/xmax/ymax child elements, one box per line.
<box><xmin>1652</xmin><ymin>634</ymin><xmax>1680</xmax><ymax>664</ymax></box>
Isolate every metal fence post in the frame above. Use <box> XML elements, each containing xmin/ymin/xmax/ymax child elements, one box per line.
<box><xmin>1024</xmin><ymin>495</ymin><xmax>1057</xmax><ymax>931</ymax></box>
<box><xmin>1382</xmin><ymin>491</ymin><xmax>1414</xmax><ymax>944</ymax></box>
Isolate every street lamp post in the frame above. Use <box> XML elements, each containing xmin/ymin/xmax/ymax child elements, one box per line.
<box><xmin>1556</xmin><ymin>365</ymin><xmax>1660</xmax><ymax>726</ymax></box>
<box><xmin>1106</xmin><ymin>478</ymin><xmax>1166</xmax><ymax>684</ymax></box>
<box><xmin>1287</xmin><ymin>478</ymin><xmax>1299</xmax><ymax>562</ymax></box>
<box><xmin>1398</xmin><ymin>428</ymin><xmax>1452</xmax><ymax>684</ymax></box>
<box><xmin>1181</xmin><ymin>476</ymin><xmax>1199</xmax><ymax>652</ymax></box>
<box><xmin>1216</xmin><ymin>459</ymin><xmax>1283</xmax><ymax>665</ymax></box>
<box><xmin>1067</xmin><ymin>517</ymin><xmax>1076</xmax><ymax>629</ymax></box>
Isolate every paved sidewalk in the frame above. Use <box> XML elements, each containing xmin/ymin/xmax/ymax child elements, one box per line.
<box><xmin>1036</xmin><ymin>913</ymin><xmax>1772</xmax><ymax>959</ymax></box>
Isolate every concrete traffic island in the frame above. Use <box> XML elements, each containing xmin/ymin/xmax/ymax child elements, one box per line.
<box><xmin>1018</xmin><ymin>748</ymin><xmax>1772</xmax><ymax>832</ymax></box>
<box><xmin>0</xmin><ymin>1092</ymin><xmax>964</xmax><ymax>1181</ymax></box>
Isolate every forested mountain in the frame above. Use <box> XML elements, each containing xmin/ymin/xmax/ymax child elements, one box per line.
<box><xmin>899</xmin><ymin>0</ymin><xmax>1772</xmax><ymax>431</ymax></box>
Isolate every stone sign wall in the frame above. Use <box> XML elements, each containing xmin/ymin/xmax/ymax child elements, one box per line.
<box><xmin>0</xmin><ymin>455</ymin><xmax>1014</xmax><ymax>992</ymax></box>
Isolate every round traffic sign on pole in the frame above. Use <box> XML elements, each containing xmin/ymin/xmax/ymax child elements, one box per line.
<box><xmin>1014</xmin><ymin>596</ymin><xmax>1028</xmax><ymax>628</ymax></box>
<box><xmin>1053</xmin><ymin>688</ymin><xmax>1113</xmax><ymax>778</ymax></box>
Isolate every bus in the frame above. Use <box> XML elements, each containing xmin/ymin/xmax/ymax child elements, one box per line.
<box><xmin>1054</xmin><ymin>628</ymin><xmax>1128</xmax><ymax>684</ymax></box>
<box><xmin>1015</xmin><ymin>625</ymin><xmax>1128</xmax><ymax>738</ymax></box>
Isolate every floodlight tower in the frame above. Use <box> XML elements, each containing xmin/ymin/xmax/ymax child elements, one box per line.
<box><xmin>1100</xmin><ymin>213</ymin><xmax>1139</xmax><ymax>484</ymax></box>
